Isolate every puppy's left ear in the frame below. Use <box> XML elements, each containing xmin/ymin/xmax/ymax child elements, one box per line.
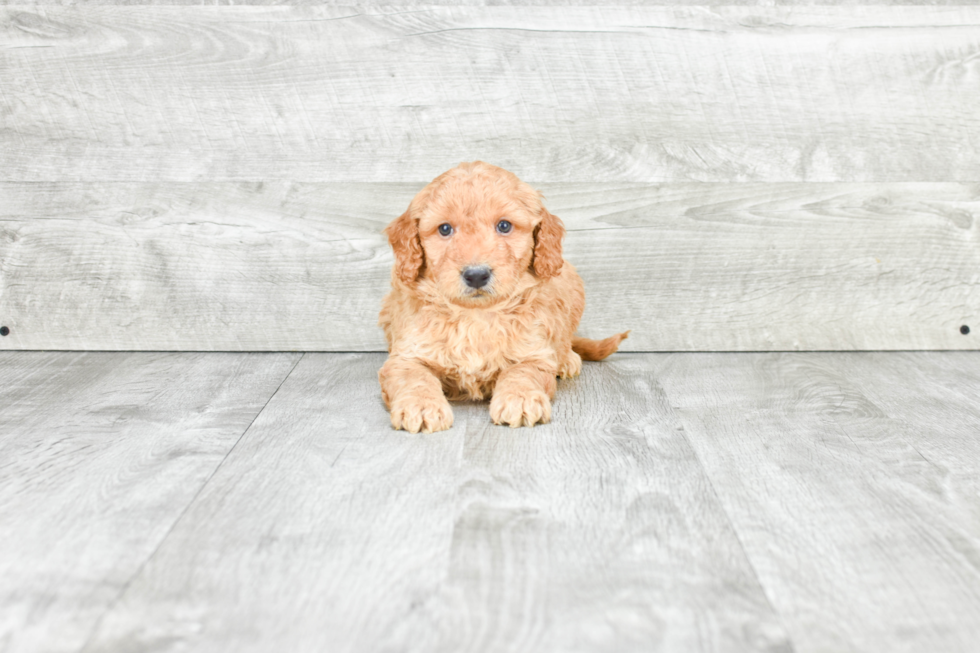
<box><xmin>532</xmin><ymin>208</ymin><xmax>565</xmax><ymax>279</ymax></box>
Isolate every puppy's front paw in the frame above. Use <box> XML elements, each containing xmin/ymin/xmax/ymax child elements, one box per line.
<box><xmin>390</xmin><ymin>394</ymin><xmax>454</xmax><ymax>433</ymax></box>
<box><xmin>558</xmin><ymin>351</ymin><xmax>582</xmax><ymax>379</ymax></box>
<box><xmin>490</xmin><ymin>389</ymin><xmax>552</xmax><ymax>428</ymax></box>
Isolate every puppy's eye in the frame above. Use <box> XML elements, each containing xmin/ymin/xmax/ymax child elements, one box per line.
<box><xmin>438</xmin><ymin>223</ymin><xmax>453</xmax><ymax>237</ymax></box>
<box><xmin>496</xmin><ymin>220</ymin><xmax>513</xmax><ymax>234</ymax></box>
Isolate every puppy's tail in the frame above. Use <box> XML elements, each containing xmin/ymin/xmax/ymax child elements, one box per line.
<box><xmin>572</xmin><ymin>331</ymin><xmax>630</xmax><ymax>361</ymax></box>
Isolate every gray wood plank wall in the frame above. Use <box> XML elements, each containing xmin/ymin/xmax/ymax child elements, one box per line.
<box><xmin>1</xmin><ymin>5</ymin><xmax>977</xmax><ymax>351</ymax></box>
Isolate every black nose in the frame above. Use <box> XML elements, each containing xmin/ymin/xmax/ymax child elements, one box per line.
<box><xmin>462</xmin><ymin>265</ymin><xmax>492</xmax><ymax>289</ymax></box>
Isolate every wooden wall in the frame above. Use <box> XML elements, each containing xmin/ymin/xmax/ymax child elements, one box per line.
<box><xmin>1</xmin><ymin>4</ymin><xmax>977</xmax><ymax>350</ymax></box>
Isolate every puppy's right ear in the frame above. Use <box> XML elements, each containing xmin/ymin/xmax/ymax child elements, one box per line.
<box><xmin>384</xmin><ymin>210</ymin><xmax>424</xmax><ymax>284</ymax></box>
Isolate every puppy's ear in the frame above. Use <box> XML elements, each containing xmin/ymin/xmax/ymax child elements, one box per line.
<box><xmin>532</xmin><ymin>208</ymin><xmax>565</xmax><ymax>279</ymax></box>
<box><xmin>384</xmin><ymin>210</ymin><xmax>424</xmax><ymax>284</ymax></box>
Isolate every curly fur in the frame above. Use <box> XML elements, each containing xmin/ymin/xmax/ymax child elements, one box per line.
<box><xmin>379</xmin><ymin>161</ymin><xmax>628</xmax><ymax>433</ymax></box>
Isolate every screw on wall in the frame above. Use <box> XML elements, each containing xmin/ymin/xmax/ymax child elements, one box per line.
<box><xmin>962</xmin><ymin>325</ymin><xmax>971</xmax><ymax>335</ymax></box>
<box><xmin>0</xmin><ymin>326</ymin><xmax>8</xmax><ymax>336</ymax></box>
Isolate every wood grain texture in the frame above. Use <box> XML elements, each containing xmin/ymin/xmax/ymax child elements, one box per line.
<box><xmin>1</xmin><ymin>182</ymin><xmax>977</xmax><ymax>351</ymax></box>
<box><xmin>831</xmin><ymin>351</ymin><xmax>980</xmax><ymax>537</ymax></box>
<box><xmin>11</xmin><ymin>1</ymin><xmax>977</xmax><ymax>6</ymax></box>
<box><xmin>0</xmin><ymin>351</ymin><xmax>299</xmax><ymax>653</ymax></box>
<box><xmin>3</xmin><ymin>6</ymin><xmax>980</xmax><ymax>182</ymax></box>
<box><xmin>81</xmin><ymin>353</ymin><xmax>791</xmax><ymax>653</ymax></box>
<box><xmin>4</xmin><ymin>351</ymin><xmax>980</xmax><ymax>651</ymax></box>
<box><xmin>391</xmin><ymin>355</ymin><xmax>791</xmax><ymax>653</ymax></box>
<box><xmin>81</xmin><ymin>353</ymin><xmax>468</xmax><ymax>653</ymax></box>
<box><xmin>654</xmin><ymin>352</ymin><xmax>980</xmax><ymax>652</ymax></box>
<box><xmin>0</xmin><ymin>182</ymin><xmax>399</xmax><ymax>351</ymax></box>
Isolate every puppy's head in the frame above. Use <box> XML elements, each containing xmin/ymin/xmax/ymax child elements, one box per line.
<box><xmin>385</xmin><ymin>161</ymin><xmax>564</xmax><ymax>305</ymax></box>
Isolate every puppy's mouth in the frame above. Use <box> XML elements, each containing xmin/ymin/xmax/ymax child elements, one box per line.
<box><xmin>458</xmin><ymin>286</ymin><xmax>496</xmax><ymax>302</ymax></box>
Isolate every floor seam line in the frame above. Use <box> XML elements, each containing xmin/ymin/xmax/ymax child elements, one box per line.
<box><xmin>76</xmin><ymin>352</ymin><xmax>305</xmax><ymax>653</ymax></box>
<box><xmin>658</xmin><ymin>369</ymin><xmax>800</xmax><ymax>653</ymax></box>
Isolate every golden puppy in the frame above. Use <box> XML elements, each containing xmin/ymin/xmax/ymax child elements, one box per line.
<box><xmin>379</xmin><ymin>161</ymin><xmax>628</xmax><ymax>433</ymax></box>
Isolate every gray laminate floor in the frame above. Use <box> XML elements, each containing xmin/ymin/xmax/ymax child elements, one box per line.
<box><xmin>1</xmin><ymin>351</ymin><xmax>979</xmax><ymax>653</ymax></box>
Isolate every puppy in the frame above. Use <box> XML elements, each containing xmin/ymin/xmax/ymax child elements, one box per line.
<box><xmin>379</xmin><ymin>162</ymin><xmax>628</xmax><ymax>433</ymax></box>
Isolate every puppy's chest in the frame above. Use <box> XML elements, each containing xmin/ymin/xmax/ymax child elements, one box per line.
<box><xmin>416</xmin><ymin>309</ymin><xmax>541</xmax><ymax>378</ymax></box>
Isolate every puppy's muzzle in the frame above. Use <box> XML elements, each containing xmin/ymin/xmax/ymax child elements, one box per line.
<box><xmin>462</xmin><ymin>265</ymin><xmax>492</xmax><ymax>289</ymax></box>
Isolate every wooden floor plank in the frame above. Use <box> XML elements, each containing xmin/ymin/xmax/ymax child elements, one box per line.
<box><xmin>2</xmin><ymin>182</ymin><xmax>976</xmax><ymax>351</ymax></box>
<box><xmin>653</xmin><ymin>352</ymin><xmax>980</xmax><ymax>652</ymax></box>
<box><xmin>0</xmin><ymin>351</ymin><xmax>300</xmax><ymax>653</ymax></box>
<box><xmin>6</xmin><ymin>352</ymin><xmax>980</xmax><ymax>652</ymax></box>
<box><xmin>80</xmin><ymin>353</ymin><xmax>468</xmax><ymax>653</ymax></box>
<box><xmin>80</xmin><ymin>354</ymin><xmax>790</xmax><ymax>653</ymax></box>
<box><xmin>832</xmin><ymin>352</ymin><xmax>980</xmax><ymax>471</ymax></box>
<box><xmin>829</xmin><ymin>352</ymin><xmax>980</xmax><ymax>556</ymax></box>
<box><xmin>391</xmin><ymin>355</ymin><xmax>791</xmax><ymax>653</ymax></box>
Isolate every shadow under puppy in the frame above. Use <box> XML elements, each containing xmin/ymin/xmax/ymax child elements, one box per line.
<box><xmin>379</xmin><ymin>161</ymin><xmax>628</xmax><ymax>433</ymax></box>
